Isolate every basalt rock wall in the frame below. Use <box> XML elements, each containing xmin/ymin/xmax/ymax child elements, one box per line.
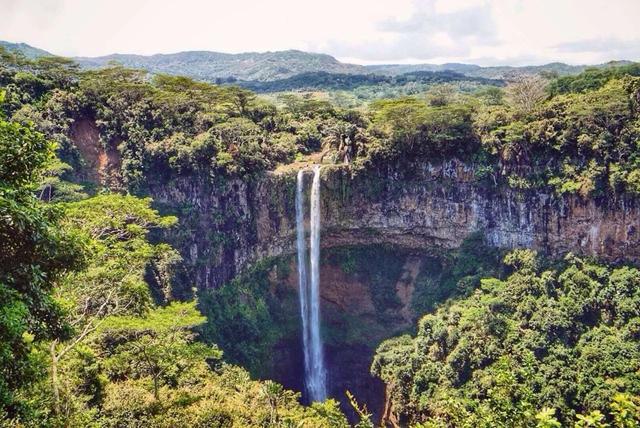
<box><xmin>148</xmin><ymin>160</ymin><xmax>640</xmax><ymax>289</ymax></box>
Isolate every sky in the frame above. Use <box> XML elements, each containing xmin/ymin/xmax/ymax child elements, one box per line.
<box><xmin>2</xmin><ymin>0</ymin><xmax>639</xmax><ymax>66</ymax></box>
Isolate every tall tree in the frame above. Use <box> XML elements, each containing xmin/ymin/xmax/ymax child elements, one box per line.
<box><xmin>0</xmin><ymin>119</ymin><xmax>84</xmax><ymax>419</ymax></box>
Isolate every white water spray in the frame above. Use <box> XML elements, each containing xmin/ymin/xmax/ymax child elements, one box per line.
<box><xmin>295</xmin><ymin>169</ymin><xmax>312</xmax><ymax>397</ymax></box>
<box><xmin>295</xmin><ymin>166</ymin><xmax>327</xmax><ymax>402</ymax></box>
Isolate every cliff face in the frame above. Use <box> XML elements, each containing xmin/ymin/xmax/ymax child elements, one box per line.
<box><xmin>147</xmin><ymin>160</ymin><xmax>640</xmax><ymax>289</ymax></box>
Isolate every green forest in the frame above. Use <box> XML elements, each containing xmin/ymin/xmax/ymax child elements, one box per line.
<box><xmin>1</xmin><ymin>44</ymin><xmax>639</xmax><ymax>428</ymax></box>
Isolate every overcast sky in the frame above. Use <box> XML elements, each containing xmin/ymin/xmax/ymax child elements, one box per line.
<box><xmin>2</xmin><ymin>0</ymin><xmax>639</xmax><ymax>65</ymax></box>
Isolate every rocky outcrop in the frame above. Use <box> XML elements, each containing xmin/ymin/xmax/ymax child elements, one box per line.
<box><xmin>147</xmin><ymin>160</ymin><xmax>640</xmax><ymax>289</ymax></box>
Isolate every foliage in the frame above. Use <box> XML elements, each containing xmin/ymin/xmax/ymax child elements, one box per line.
<box><xmin>479</xmin><ymin>77</ymin><xmax>640</xmax><ymax>196</ymax></box>
<box><xmin>198</xmin><ymin>258</ymin><xmax>294</xmax><ymax>376</ymax></box>
<box><xmin>239</xmin><ymin>70</ymin><xmax>501</xmax><ymax>93</ymax></box>
<box><xmin>412</xmin><ymin>232</ymin><xmax>503</xmax><ymax>315</ymax></box>
<box><xmin>2</xmin><ymin>53</ymin><xmax>640</xmax><ymax>199</ymax></box>
<box><xmin>0</xmin><ymin>118</ymin><xmax>84</xmax><ymax>420</ymax></box>
<box><xmin>548</xmin><ymin>63</ymin><xmax>640</xmax><ymax>96</ymax></box>
<box><xmin>367</xmin><ymin>96</ymin><xmax>478</xmax><ymax>164</ymax></box>
<box><xmin>5</xmin><ymin>191</ymin><xmax>347</xmax><ymax>426</ymax></box>
<box><xmin>372</xmin><ymin>251</ymin><xmax>640</xmax><ymax>426</ymax></box>
<box><xmin>97</xmin><ymin>302</ymin><xmax>218</xmax><ymax>401</ymax></box>
<box><xmin>346</xmin><ymin>390</ymin><xmax>375</xmax><ymax>428</ymax></box>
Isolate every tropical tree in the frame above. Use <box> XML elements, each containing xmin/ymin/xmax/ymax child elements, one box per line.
<box><xmin>0</xmin><ymin>119</ymin><xmax>84</xmax><ymax>419</ymax></box>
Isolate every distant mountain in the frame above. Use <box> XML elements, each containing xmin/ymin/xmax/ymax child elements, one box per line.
<box><xmin>367</xmin><ymin>61</ymin><xmax>635</xmax><ymax>80</ymax></box>
<box><xmin>0</xmin><ymin>41</ymin><xmax>52</xmax><ymax>59</ymax></box>
<box><xmin>366</xmin><ymin>63</ymin><xmax>483</xmax><ymax>76</ymax></box>
<box><xmin>1</xmin><ymin>40</ymin><xmax>635</xmax><ymax>85</ymax></box>
<box><xmin>75</xmin><ymin>48</ymin><xmax>632</xmax><ymax>83</ymax></box>
<box><xmin>74</xmin><ymin>50</ymin><xmax>365</xmax><ymax>82</ymax></box>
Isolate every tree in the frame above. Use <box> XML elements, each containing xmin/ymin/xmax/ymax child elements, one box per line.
<box><xmin>47</xmin><ymin>194</ymin><xmax>178</xmax><ymax>415</ymax></box>
<box><xmin>0</xmin><ymin>119</ymin><xmax>84</xmax><ymax>419</ymax></box>
<box><xmin>373</xmin><ymin>251</ymin><xmax>640</xmax><ymax>426</ymax></box>
<box><xmin>225</xmin><ymin>86</ymin><xmax>256</xmax><ymax>116</ymax></box>
<box><xmin>505</xmin><ymin>74</ymin><xmax>548</xmax><ymax>114</ymax></box>
<box><xmin>98</xmin><ymin>302</ymin><xmax>220</xmax><ymax>401</ymax></box>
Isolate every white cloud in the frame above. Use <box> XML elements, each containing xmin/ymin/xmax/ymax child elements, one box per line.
<box><xmin>0</xmin><ymin>0</ymin><xmax>638</xmax><ymax>65</ymax></box>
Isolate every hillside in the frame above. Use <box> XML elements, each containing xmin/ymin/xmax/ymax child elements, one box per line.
<box><xmin>69</xmin><ymin>52</ymin><xmax>639</xmax><ymax>82</ymax></box>
<box><xmin>74</xmin><ymin>49</ymin><xmax>365</xmax><ymax>81</ymax></box>
<box><xmin>0</xmin><ymin>40</ymin><xmax>51</xmax><ymax>58</ymax></box>
<box><xmin>237</xmin><ymin>70</ymin><xmax>502</xmax><ymax>93</ymax></box>
<box><xmin>366</xmin><ymin>60</ymin><xmax>635</xmax><ymax>79</ymax></box>
<box><xmin>1</xmin><ymin>40</ymin><xmax>634</xmax><ymax>84</ymax></box>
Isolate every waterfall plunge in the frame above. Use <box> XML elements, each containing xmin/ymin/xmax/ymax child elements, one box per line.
<box><xmin>295</xmin><ymin>169</ymin><xmax>311</xmax><ymax>398</ymax></box>
<box><xmin>295</xmin><ymin>166</ymin><xmax>327</xmax><ymax>402</ymax></box>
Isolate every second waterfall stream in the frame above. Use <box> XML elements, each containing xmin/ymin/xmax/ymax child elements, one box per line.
<box><xmin>295</xmin><ymin>166</ymin><xmax>327</xmax><ymax>402</ymax></box>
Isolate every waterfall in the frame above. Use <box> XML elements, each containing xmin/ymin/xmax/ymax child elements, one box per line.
<box><xmin>295</xmin><ymin>166</ymin><xmax>327</xmax><ymax>402</ymax></box>
<box><xmin>309</xmin><ymin>165</ymin><xmax>327</xmax><ymax>401</ymax></box>
<box><xmin>295</xmin><ymin>169</ymin><xmax>312</xmax><ymax>399</ymax></box>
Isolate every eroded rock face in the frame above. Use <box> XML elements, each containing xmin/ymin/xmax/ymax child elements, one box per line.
<box><xmin>148</xmin><ymin>160</ymin><xmax>640</xmax><ymax>289</ymax></box>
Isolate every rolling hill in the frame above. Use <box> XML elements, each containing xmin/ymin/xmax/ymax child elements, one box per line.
<box><xmin>0</xmin><ymin>40</ymin><xmax>635</xmax><ymax>84</ymax></box>
<box><xmin>74</xmin><ymin>49</ymin><xmax>365</xmax><ymax>82</ymax></box>
<box><xmin>0</xmin><ymin>40</ymin><xmax>52</xmax><ymax>59</ymax></box>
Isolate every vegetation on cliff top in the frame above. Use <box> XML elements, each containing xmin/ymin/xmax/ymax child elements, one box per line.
<box><xmin>2</xmin><ymin>46</ymin><xmax>639</xmax><ymax>199</ymax></box>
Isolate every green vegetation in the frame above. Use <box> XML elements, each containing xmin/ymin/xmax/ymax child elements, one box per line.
<box><xmin>0</xmin><ymin>41</ymin><xmax>51</xmax><ymax>60</ymax></box>
<box><xmin>0</xmin><ymin>48</ymin><xmax>372</xmax><ymax>193</ymax></box>
<box><xmin>0</xmin><ymin>118</ymin><xmax>84</xmax><ymax>420</ymax></box>
<box><xmin>2</xmin><ymin>46</ymin><xmax>640</xmax><ymax>427</ymax></box>
<box><xmin>0</xmin><ymin>119</ymin><xmax>346</xmax><ymax>425</ymax></box>
<box><xmin>372</xmin><ymin>251</ymin><xmax>640</xmax><ymax>426</ymax></box>
<box><xmin>239</xmin><ymin>70</ymin><xmax>501</xmax><ymax>97</ymax></box>
<box><xmin>0</xmin><ymin>189</ymin><xmax>347</xmax><ymax>426</ymax></box>
<box><xmin>549</xmin><ymin>63</ymin><xmax>640</xmax><ymax>96</ymax></box>
<box><xmin>76</xmin><ymin>49</ymin><xmax>364</xmax><ymax>82</ymax></box>
<box><xmin>412</xmin><ymin>232</ymin><xmax>503</xmax><ymax>316</ymax></box>
<box><xmin>198</xmin><ymin>258</ymin><xmax>297</xmax><ymax>376</ymax></box>
<box><xmin>2</xmin><ymin>47</ymin><xmax>640</xmax><ymax>198</ymax></box>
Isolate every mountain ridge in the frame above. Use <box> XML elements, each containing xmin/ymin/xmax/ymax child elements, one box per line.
<box><xmin>0</xmin><ymin>40</ymin><xmax>52</xmax><ymax>59</ymax></box>
<box><xmin>0</xmin><ymin>39</ymin><xmax>635</xmax><ymax>82</ymax></box>
<box><xmin>74</xmin><ymin>49</ymin><xmax>366</xmax><ymax>82</ymax></box>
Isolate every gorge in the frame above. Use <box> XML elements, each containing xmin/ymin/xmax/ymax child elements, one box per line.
<box><xmin>3</xmin><ymin>45</ymin><xmax>640</xmax><ymax>427</ymax></box>
<box><xmin>146</xmin><ymin>160</ymin><xmax>639</xmax><ymax>422</ymax></box>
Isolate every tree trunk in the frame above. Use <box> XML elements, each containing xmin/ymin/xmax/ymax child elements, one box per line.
<box><xmin>153</xmin><ymin>375</ymin><xmax>159</xmax><ymax>401</ymax></box>
<box><xmin>50</xmin><ymin>342</ymin><xmax>60</xmax><ymax>415</ymax></box>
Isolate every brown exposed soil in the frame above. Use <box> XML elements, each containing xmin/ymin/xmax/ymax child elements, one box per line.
<box><xmin>70</xmin><ymin>118</ymin><xmax>121</xmax><ymax>186</ymax></box>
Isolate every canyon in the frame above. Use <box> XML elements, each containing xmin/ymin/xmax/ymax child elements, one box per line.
<box><xmin>142</xmin><ymin>160</ymin><xmax>640</xmax><ymax>423</ymax></box>
<box><xmin>69</xmin><ymin>120</ymin><xmax>640</xmax><ymax>422</ymax></box>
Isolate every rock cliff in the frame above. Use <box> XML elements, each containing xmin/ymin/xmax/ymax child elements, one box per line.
<box><xmin>148</xmin><ymin>160</ymin><xmax>640</xmax><ymax>290</ymax></box>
